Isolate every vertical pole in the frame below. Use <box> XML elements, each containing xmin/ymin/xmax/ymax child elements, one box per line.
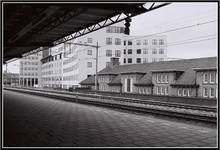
<box><xmin>95</xmin><ymin>42</ymin><xmax>98</xmax><ymax>92</ymax></box>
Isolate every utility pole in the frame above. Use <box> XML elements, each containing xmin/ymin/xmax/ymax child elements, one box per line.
<box><xmin>95</xmin><ymin>42</ymin><xmax>98</xmax><ymax>93</ymax></box>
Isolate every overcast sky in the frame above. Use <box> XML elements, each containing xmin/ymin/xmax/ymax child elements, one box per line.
<box><xmin>3</xmin><ymin>2</ymin><xmax>218</xmax><ymax>73</ymax></box>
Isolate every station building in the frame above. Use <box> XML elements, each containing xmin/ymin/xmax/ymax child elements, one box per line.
<box><xmin>80</xmin><ymin>57</ymin><xmax>218</xmax><ymax>99</ymax></box>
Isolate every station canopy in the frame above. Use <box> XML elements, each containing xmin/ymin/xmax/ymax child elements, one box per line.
<box><xmin>3</xmin><ymin>3</ymin><xmax>169</xmax><ymax>63</ymax></box>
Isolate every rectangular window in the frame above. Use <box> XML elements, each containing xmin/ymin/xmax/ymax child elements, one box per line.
<box><xmin>165</xmin><ymin>87</ymin><xmax>169</xmax><ymax>95</ymax></box>
<box><xmin>115</xmin><ymin>38</ymin><xmax>121</xmax><ymax>45</ymax></box>
<box><xmin>203</xmin><ymin>87</ymin><xmax>208</xmax><ymax>97</ymax></box>
<box><xmin>106</xmin><ymin>50</ymin><xmax>112</xmax><ymax>57</ymax></box>
<box><xmin>152</xmin><ymin>39</ymin><xmax>157</xmax><ymax>45</ymax></box>
<box><xmin>124</xmin><ymin>58</ymin><xmax>126</xmax><ymax>64</ymax></box>
<box><xmin>188</xmin><ymin>90</ymin><xmax>193</xmax><ymax>97</ymax></box>
<box><xmin>137</xmin><ymin>49</ymin><xmax>141</xmax><ymax>54</ymax></box>
<box><xmin>152</xmin><ymin>48</ymin><xmax>157</xmax><ymax>54</ymax></box>
<box><xmin>159</xmin><ymin>39</ymin><xmax>164</xmax><ymax>45</ymax></box>
<box><xmin>210</xmin><ymin>88</ymin><xmax>215</xmax><ymax>98</ymax></box>
<box><xmin>159</xmin><ymin>49</ymin><xmax>164</xmax><ymax>54</ymax></box>
<box><xmin>203</xmin><ymin>73</ymin><xmax>208</xmax><ymax>83</ymax></box>
<box><xmin>128</xmin><ymin>49</ymin><xmax>132</xmax><ymax>54</ymax></box>
<box><xmin>136</xmin><ymin>58</ymin><xmax>141</xmax><ymax>63</ymax></box>
<box><xmin>143</xmin><ymin>40</ymin><xmax>148</xmax><ymax>45</ymax></box>
<box><xmin>106</xmin><ymin>38</ymin><xmax>112</xmax><ymax>45</ymax></box>
<box><xmin>161</xmin><ymin>75</ymin><xmax>166</xmax><ymax>83</ymax></box>
<box><xmin>128</xmin><ymin>40</ymin><xmax>132</xmax><ymax>45</ymax></box>
<box><xmin>87</xmin><ymin>62</ymin><xmax>92</xmax><ymax>68</ymax></box>
<box><xmin>161</xmin><ymin>87</ymin><xmax>164</xmax><ymax>95</ymax></box>
<box><xmin>128</xmin><ymin>58</ymin><xmax>132</xmax><ymax>63</ymax></box>
<box><xmin>115</xmin><ymin>50</ymin><xmax>121</xmax><ymax>57</ymax></box>
<box><xmin>157</xmin><ymin>86</ymin><xmax>160</xmax><ymax>95</ymax></box>
<box><xmin>183</xmin><ymin>89</ymin><xmax>187</xmax><ymax>96</ymax></box>
<box><xmin>124</xmin><ymin>41</ymin><xmax>126</xmax><ymax>45</ymax></box>
<box><xmin>124</xmin><ymin>49</ymin><xmax>126</xmax><ymax>54</ymax></box>
<box><xmin>87</xmin><ymin>50</ymin><xmax>92</xmax><ymax>55</ymax></box>
<box><xmin>143</xmin><ymin>58</ymin><xmax>148</xmax><ymax>63</ymax></box>
<box><xmin>210</xmin><ymin>73</ymin><xmax>215</xmax><ymax>83</ymax></box>
<box><xmin>157</xmin><ymin>74</ymin><xmax>161</xmax><ymax>83</ymax></box>
<box><xmin>88</xmin><ymin>38</ymin><xmax>92</xmax><ymax>43</ymax></box>
<box><xmin>136</xmin><ymin>40</ymin><xmax>141</xmax><ymax>45</ymax></box>
<box><xmin>143</xmin><ymin>48</ymin><xmax>148</xmax><ymax>54</ymax></box>
<box><xmin>178</xmin><ymin>89</ymin><xmax>182</xmax><ymax>96</ymax></box>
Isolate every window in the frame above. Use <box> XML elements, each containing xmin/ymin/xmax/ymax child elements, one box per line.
<box><xmin>137</xmin><ymin>49</ymin><xmax>141</xmax><ymax>54</ymax></box>
<box><xmin>106</xmin><ymin>50</ymin><xmax>112</xmax><ymax>57</ymax></box>
<box><xmin>157</xmin><ymin>75</ymin><xmax>161</xmax><ymax>83</ymax></box>
<box><xmin>210</xmin><ymin>73</ymin><xmax>215</xmax><ymax>83</ymax></box>
<box><xmin>124</xmin><ymin>58</ymin><xmax>126</xmax><ymax>64</ymax></box>
<box><xmin>88</xmin><ymin>38</ymin><xmax>92</xmax><ymax>43</ymax></box>
<box><xmin>159</xmin><ymin>39</ymin><xmax>164</xmax><ymax>45</ymax></box>
<box><xmin>188</xmin><ymin>90</ymin><xmax>193</xmax><ymax>97</ymax></box>
<box><xmin>165</xmin><ymin>75</ymin><xmax>169</xmax><ymax>83</ymax></box>
<box><xmin>152</xmin><ymin>39</ymin><xmax>157</xmax><ymax>45</ymax></box>
<box><xmin>87</xmin><ymin>62</ymin><xmax>92</xmax><ymax>68</ymax></box>
<box><xmin>159</xmin><ymin>49</ymin><xmax>164</xmax><ymax>54</ymax></box>
<box><xmin>115</xmin><ymin>38</ymin><xmax>121</xmax><ymax>45</ymax></box>
<box><xmin>203</xmin><ymin>87</ymin><xmax>208</xmax><ymax>97</ymax></box>
<box><xmin>143</xmin><ymin>48</ymin><xmax>148</xmax><ymax>54</ymax></box>
<box><xmin>115</xmin><ymin>50</ymin><xmax>121</xmax><ymax>57</ymax></box>
<box><xmin>178</xmin><ymin>89</ymin><xmax>182</xmax><ymax>96</ymax></box>
<box><xmin>87</xmin><ymin>50</ymin><xmax>92</xmax><ymax>55</ymax></box>
<box><xmin>161</xmin><ymin>87</ymin><xmax>164</xmax><ymax>95</ymax></box>
<box><xmin>210</xmin><ymin>88</ymin><xmax>215</xmax><ymax>98</ymax></box>
<box><xmin>183</xmin><ymin>89</ymin><xmax>187</xmax><ymax>96</ymax></box>
<box><xmin>203</xmin><ymin>73</ymin><xmax>208</xmax><ymax>83</ymax></box>
<box><xmin>124</xmin><ymin>41</ymin><xmax>126</xmax><ymax>45</ymax></box>
<box><xmin>152</xmin><ymin>48</ymin><xmax>157</xmax><ymax>54</ymax></box>
<box><xmin>128</xmin><ymin>58</ymin><xmax>132</xmax><ymax>63</ymax></box>
<box><xmin>161</xmin><ymin>75</ymin><xmax>165</xmax><ymax>83</ymax></box>
<box><xmin>126</xmin><ymin>78</ymin><xmax>131</xmax><ymax>92</ymax></box>
<box><xmin>136</xmin><ymin>40</ymin><xmax>141</xmax><ymax>45</ymax></box>
<box><xmin>128</xmin><ymin>49</ymin><xmax>132</xmax><ymax>54</ymax></box>
<box><xmin>152</xmin><ymin>58</ymin><xmax>157</xmax><ymax>62</ymax></box>
<box><xmin>157</xmin><ymin>86</ymin><xmax>160</xmax><ymax>95</ymax></box>
<box><xmin>128</xmin><ymin>40</ymin><xmax>132</xmax><ymax>45</ymax></box>
<box><xmin>143</xmin><ymin>40</ymin><xmax>148</xmax><ymax>45</ymax></box>
<box><xmin>165</xmin><ymin>87</ymin><xmax>169</xmax><ymax>95</ymax></box>
<box><xmin>106</xmin><ymin>38</ymin><xmax>112</xmax><ymax>45</ymax></box>
<box><xmin>124</xmin><ymin>49</ymin><xmax>126</xmax><ymax>54</ymax></box>
<box><xmin>136</xmin><ymin>58</ymin><xmax>141</xmax><ymax>63</ymax></box>
<box><xmin>143</xmin><ymin>58</ymin><xmax>148</xmax><ymax>63</ymax></box>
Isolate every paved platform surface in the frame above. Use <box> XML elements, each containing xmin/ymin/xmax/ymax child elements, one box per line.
<box><xmin>3</xmin><ymin>90</ymin><xmax>217</xmax><ymax>147</ymax></box>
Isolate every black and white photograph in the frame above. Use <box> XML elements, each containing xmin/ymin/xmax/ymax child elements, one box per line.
<box><xmin>1</xmin><ymin>0</ymin><xmax>218</xmax><ymax>148</ymax></box>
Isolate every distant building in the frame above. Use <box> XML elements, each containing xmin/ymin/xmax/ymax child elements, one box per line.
<box><xmin>80</xmin><ymin>57</ymin><xmax>217</xmax><ymax>99</ymax></box>
<box><xmin>19</xmin><ymin>52</ymin><xmax>42</xmax><ymax>87</ymax></box>
<box><xmin>3</xmin><ymin>72</ymin><xmax>19</xmax><ymax>86</ymax></box>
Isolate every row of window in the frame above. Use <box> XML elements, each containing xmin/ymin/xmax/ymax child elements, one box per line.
<box><xmin>203</xmin><ymin>87</ymin><xmax>215</xmax><ymax>98</ymax></box>
<box><xmin>124</xmin><ymin>48</ymin><xmax>165</xmax><ymax>55</ymax></box>
<box><xmin>106</xmin><ymin>38</ymin><xmax>122</xmax><ymax>45</ymax></box>
<box><xmin>106</xmin><ymin>50</ymin><xmax>121</xmax><ymax>57</ymax></box>
<box><xmin>63</xmin><ymin>63</ymin><xmax>79</xmax><ymax>73</ymax></box>
<box><xmin>20</xmin><ymin>73</ymin><xmax>38</xmax><ymax>76</ymax></box>
<box><xmin>63</xmin><ymin>53</ymin><xmax>78</xmax><ymax>65</ymax></box>
<box><xmin>138</xmin><ymin>88</ymin><xmax>151</xmax><ymax>95</ymax></box>
<box><xmin>21</xmin><ymin>62</ymin><xmax>39</xmax><ymax>65</ymax></box>
<box><xmin>22</xmin><ymin>56</ymin><xmax>40</xmax><ymax>60</ymax></box>
<box><xmin>124</xmin><ymin>39</ymin><xmax>165</xmax><ymax>46</ymax></box>
<box><xmin>63</xmin><ymin>74</ymin><xmax>79</xmax><ymax>81</ymax></box>
<box><xmin>23</xmin><ymin>67</ymin><xmax>38</xmax><ymax>71</ymax></box>
<box><xmin>203</xmin><ymin>73</ymin><xmax>216</xmax><ymax>84</ymax></box>
<box><xmin>42</xmin><ymin>77</ymin><xmax>62</xmax><ymax>81</ymax></box>
<box><xmin>123</xmin><ymin>58</ymin><xmax>164</xmax><ymax>64</ymax></box>
<box><xmin>106</xmin><ymin>26</ymin><xmax>125</xmax><ymax>33</ymax></box>
<box><xmin>177</xmin><ymin>89</ymin><xmax>193</xmax><ymax>97</ymax></box>
<box><xmin>156</xmin><ymin>74</ymin><xmax>169</xmax><ymax>84</ymax></box>
<box><xmin>156</xmin><ymin>86</ymin><xmax>169</xmax><ymax>95</ymax></box>
<box><xmin>41</xmin><ymin>54</ymin><xmax>62</xmax><ymax>64</ymax></box>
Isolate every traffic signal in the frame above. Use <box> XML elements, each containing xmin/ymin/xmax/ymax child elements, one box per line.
<box><xmin>124</xmin><ymin>18</ymin><xmax>131</xmax><ymax>35</ymax></box>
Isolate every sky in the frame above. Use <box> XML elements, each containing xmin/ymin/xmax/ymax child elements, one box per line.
<box><xmin>3</xmin><ymin>2</ymin><xmax>218</xmax><ymax>73</ymax></box>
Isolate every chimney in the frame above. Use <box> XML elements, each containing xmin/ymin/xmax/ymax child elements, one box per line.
<box><xmin>109</xmin><ymin>57</ymin><xmax>120</xmax><ymax>68</ymax></box>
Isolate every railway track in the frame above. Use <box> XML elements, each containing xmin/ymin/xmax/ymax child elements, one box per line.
<box><xmin>4</xmin><ymin>87</ymin><xmax>217</xmax><ymax>123</ymax></box>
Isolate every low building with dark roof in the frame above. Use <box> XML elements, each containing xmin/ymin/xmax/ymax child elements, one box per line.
<box><xmin>80</xmin><ymin>57</ymin><xmax>217</xmax><ymax>99</ymax></box>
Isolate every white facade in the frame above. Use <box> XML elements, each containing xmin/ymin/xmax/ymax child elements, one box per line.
<box><xmin>39</xmin><ymin>21</ymin><xmax>167</xmax><ymax>89</ymax></box>
<box><xmin>123</xmin><ymin>35</ymin><xmax>167</xmax><ymax>64</ymax></box>
<box><xmin>19</xmin><ymin>52</ymin><xmax>42</xmax><ymax>87</ymax></box>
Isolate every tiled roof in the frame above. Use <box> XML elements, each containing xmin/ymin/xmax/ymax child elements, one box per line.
<box><xmin>81</xmin><ymin>57</ymin><xmax>217</xmax><ymax>86</ymax></box>
<box><xmin>108</xmin><ymin>74</ymin><xmax>122</xmax><ymax>86</ymax></box>
<box><xmin>80</xmin><ymin>75</ymin><xmax>98</xmax><ymax>85</ymax></box>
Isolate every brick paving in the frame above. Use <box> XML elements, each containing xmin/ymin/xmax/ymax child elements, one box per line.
<box><xmin>3</xmin><ymin>90</ymin><xmax>217</xmax><ymax>147</ymax></box>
